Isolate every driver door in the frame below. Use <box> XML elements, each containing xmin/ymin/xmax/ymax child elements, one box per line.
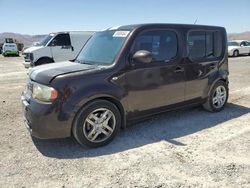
<box><xmin>49</xmin><ymin>33</ymin><xmax>74</xmax><ymax>62</ymax></box>
<box><xmin>125</xmin><ymin>29</ymin><xmax>185</xmax><ymax>119</ymax></box>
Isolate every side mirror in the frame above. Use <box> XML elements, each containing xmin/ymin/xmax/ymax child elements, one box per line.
<box><xmin>49</xmin><ymin>39</ymin><xmax>57</xmax><ymax>46</ymax></box>
<box><xmin>132</xmin><ymin>50</ymin><xmax>152</xmax><ymax>64</ymax></box>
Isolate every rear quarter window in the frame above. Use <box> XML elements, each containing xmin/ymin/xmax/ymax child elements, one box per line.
<box><xmin>188</xmin><ymin>30</ymin><xmax>223</xmax><ymax>61</ymax></box>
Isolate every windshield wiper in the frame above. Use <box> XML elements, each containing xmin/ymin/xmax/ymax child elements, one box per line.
<box><xmin>75</xmin><ymin>59</ymin><xmax>93</xmax><ymax>65</ymax></box>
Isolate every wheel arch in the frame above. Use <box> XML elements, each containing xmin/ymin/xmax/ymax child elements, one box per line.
<box><xmin>34</xmin><ymin>56</ymin><xmax>54</xmax><ymax>66</ymax></box>
<box><xmin>207</xmin><ymin>77</ymin><xmax>228</xmax><ymax>98</ymax></box>
<box><xmin>233</xmin><ymin>49</ymin><xmax>239</xmax><ymax>56</ymax></box>
<box><xmin>71</xmin><ymin>95</ymin><xmax>126</xmax><ymax>136</ymax></box>
<box><xmin>202</xmin><ymin>69</ymin><xmax>228</xmax><ymax>99</ymax></box>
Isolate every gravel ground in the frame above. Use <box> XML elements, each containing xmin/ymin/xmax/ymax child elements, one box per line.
<box><xmin>0</xmin><ymin>55</ymin><xmax>250</xmax><ymax>188</ymax></box>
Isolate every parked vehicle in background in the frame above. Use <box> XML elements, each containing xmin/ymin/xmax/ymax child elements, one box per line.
<box><xmin>21</xmin><ymin>24</ymin><xmax>229</xmax><ymax>147</ymax></box>
<box><xmin>228</xmin><ymin>40</ymin><xmax>250</xmax><ymax>57</ymax></box>
<box><xmin>2</xmin><ymin>43</ymin><xmax>19</xmax><ymax>57</ymax></box>
<box><xmin>22</xmin><ymin>31</ymin><xmax>94</xmax><ymax>68</ymax></box>
<box><xmin>1</xmin><ymin>38</ymin><xmax>19</xmax><ymax>56</ymax></box>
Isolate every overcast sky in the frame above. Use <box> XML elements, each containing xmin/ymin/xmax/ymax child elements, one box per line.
<box><xmin>0</xmin><ymin>0</ymin><xmax>249</xmax><ymax>34</ymax></box>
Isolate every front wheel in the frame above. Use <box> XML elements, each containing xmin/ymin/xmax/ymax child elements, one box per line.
<box><xmin>203</xmin><ymin>81</ymin><xmax>228</xmax><ymax>112</ymax></box>
<box><xmin>233</xmin><ymin>50</ymin><xmax>239</xmax><ymax>57</ymax></box>
<box><xmin>72</xmin><ymin>100</ymin><xmax>121</xmax><ymax>147</ymax></box>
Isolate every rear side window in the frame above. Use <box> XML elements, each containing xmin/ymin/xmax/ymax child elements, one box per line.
<box><xmin>188</xmin><ymin>31</ymin><xmax>222</xmax><ymax>61</ymax></box>
<box><xmin>50</xmin><ymin>33</ymin><xmax>71</xmax><ymax>46</ymax></box>
<box><xmin>133</xmin><ymin>30</ymin><xmax>178</xmax><ymax>62</ymax></box>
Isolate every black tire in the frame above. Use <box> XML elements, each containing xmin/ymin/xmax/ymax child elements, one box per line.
<box><xmin>72</xmin><ymin>100</ymin><xmax>121</xmax><ymax>147</ymax></box>
<box><xmin>233</xmin><ymin>50</ymin><xmax>239</xmax><ymax>57</ymax></box>
<box><xmin>35</xmin><ymin>58</ymin><xmax>53</xmax><ymax>66</ymax></box>
<box><xmin>203</xmin><ymin>81</ymin><xmax>228</xmax><ymax>112</ymax></box>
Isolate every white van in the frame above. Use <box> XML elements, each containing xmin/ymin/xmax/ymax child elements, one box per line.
<box><xmin>2</xmin><ymin>43</ymin><xmax>19</xmax><ymax>57</ymax></box>
<box><xmin>23</xmin><ymin>31</ymin><xmax>94</xmax><ymax>68</ymax></box>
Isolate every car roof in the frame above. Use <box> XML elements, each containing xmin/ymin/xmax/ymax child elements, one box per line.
<box><xmin>108</xmin><ymin>23</ymin><xmax>225</xmax><ymax>31</ymax></box>
<box><xmin>51</xmin><ymin>31</ymin><xmax>95</xmax><ymax>35</ymax></box>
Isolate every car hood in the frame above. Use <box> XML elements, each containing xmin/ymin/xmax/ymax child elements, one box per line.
<box><xmin>24</xmin><ymin>46</ymin><xmax>44</xmax><ymax>53</ymax></box>
<box><xmin>228</xmin><ymin>46</ymin><xmax>239</xmax><ymax>51</ymax></box>
<box><xmin>29</xmin><ymin>61</ymin><xmax>97</xmax><ymax>85</ymax></box>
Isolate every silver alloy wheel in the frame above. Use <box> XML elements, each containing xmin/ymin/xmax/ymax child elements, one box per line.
<box><xmin>83</xmin><ymin>108</ymin><xmax>116</xmax><ymax>143</ymax></box>
<box><xmin>212</xmin><ymin>85</ymin><xmax>227</xmax><ymax>109</ymax></box>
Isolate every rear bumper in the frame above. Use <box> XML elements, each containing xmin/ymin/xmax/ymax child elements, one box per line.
<box><xmin>21</xmin><ymin>95</ymin><xmax>72</xmax><ymax>139</ymax></box>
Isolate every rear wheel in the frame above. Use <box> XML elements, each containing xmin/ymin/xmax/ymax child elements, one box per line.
<box><xmin>72</xmin><ymin>100</ymin><xmax>121</xmax><ymax>147</ymax></box>
<box><xmin>233</xmin><ymin>50</ymin><xmax>239</xmax><ymax>57</ymax></box>
<box><xmin>203</xmin><ymin>81</ymin><xmax>228</xmax><ymax>112</ymax></box>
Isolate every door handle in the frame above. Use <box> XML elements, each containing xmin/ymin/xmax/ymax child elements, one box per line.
<box><xmin>61</xmin><ymin>46</ymin><xmax>69</xmax><ymax>49</ymax></box>
<box><xmin>174</xmin><ymin>66</ymin><xmax>184</xmax><ymax>73</ymax></box>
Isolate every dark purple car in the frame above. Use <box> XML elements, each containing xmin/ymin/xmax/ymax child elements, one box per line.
<box><xmin>21</xmin><ymin>24</ymin><xmax>229</xmax><ymax>147</ymax></box>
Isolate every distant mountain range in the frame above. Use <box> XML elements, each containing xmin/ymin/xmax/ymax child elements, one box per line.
<box><xmin>0</xmin><ymin>32</ymin><xmax>45</xmax><ymax>47</ymax></box>
<box><xmin>227</xmin><ymin>31</ymin><xmax>250</xmax><ymax>41</ymax></box>
<box><xmin>0</xmin><ymin>31</ymin><xmax>250</xmax><ymax>47</ymax></box>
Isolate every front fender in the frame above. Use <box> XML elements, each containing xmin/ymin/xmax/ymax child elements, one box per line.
<box><xmin>73</xmin><ymin>85</ymin><xmax>126</xmax><ymax>114</ymax></box>
<box><xmin>32</xmin><ymin>47</ymin><xmax>52</xmax><ymax>63</ymax></box>
<box><xmin>51</xmin><ymin>73</ymin><xmax>127</xmax><ymax>127</ymax></box>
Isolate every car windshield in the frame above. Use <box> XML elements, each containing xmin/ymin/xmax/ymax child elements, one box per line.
<box><xmin>37</xmin><ymin>34</ymin><xmax>54</xmax><ymax>46</ymax></box>
<box><xmin>76</xmin><ymin>30</ymin><xmax>130</xmax><ymax>65</ymax></box>
<box><xmin>228</xmin><ymin>41</ymin><xmax>239</xmax><ymax>46</ymax></box>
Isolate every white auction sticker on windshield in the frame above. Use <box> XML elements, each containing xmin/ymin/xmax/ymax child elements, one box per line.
<box><xmin>113</xmin><ymin>31</ymin><xmax>130</xmax><ymax>37</ymax></box>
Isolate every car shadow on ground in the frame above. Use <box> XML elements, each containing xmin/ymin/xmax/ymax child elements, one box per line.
<box><xmin>32</xmin><ymin>103</ymin><xmax>250</xmax><ymax>159</ymax></box>
<box><xmin>229</xmin><ymin>54</ymin><xmax>250</xmax><ymax>58</ymax></box>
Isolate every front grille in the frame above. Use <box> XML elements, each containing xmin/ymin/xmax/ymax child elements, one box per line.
<box><xmin>24</xmin><ymin>53</ymin><xmax>33</xmax><ymax>62</ymax></box>
<box><xmin>24</xmin><ymin>53</ymin><xmax>29</xmax><ymax>59</ymax></box>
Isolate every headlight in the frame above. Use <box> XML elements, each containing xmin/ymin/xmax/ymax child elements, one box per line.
<box><xmin>24</xmin><ymin>53</ymin><xmax>34</xmax><ymax>62</ymax></box>
<box><xmin>32</xmin><ymin>82</ymin><xmax>58</xmax><ymax>102</ymax></box>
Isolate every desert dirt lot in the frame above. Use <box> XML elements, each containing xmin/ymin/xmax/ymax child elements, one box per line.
<box><xmin>0</xmin><ymin>56</ymin><xmax>250</xmax><ymax>188</ymax></box>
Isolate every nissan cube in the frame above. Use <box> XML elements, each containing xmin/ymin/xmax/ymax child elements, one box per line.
<box><xmin>21</xmin><ymin>24</ymin><xmax>229</xmax><ymax>147</ymax></box>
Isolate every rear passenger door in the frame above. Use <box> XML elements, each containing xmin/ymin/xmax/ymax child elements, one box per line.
<box><xmin>125</xmin><ymin>29</ymin><xmax>185</xmax><ymax>119</ymax></box>
<box><xmin>48</xmin><ymin>33</ymin><xmax>74</xmax><ymax>62</ymax></box>
<box><xmin>185</xmin><ymin>30</ymin><xmax>223</xmax><ymax>100</ymax></box>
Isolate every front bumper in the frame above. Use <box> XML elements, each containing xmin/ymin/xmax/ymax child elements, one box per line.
<box><xmin>23</xmin><ymin>61</ymin><xmax>30</xmax><ymax>68</ymax></box>
<box><xmin>3</xmin><ymin>51</ymin><xmax>19</xmax><ymax>55</ymax></box>
<box><xmin>228</xmin><ymin>50</ymin><xmax>234</xmax><ymax>56</ymax></box>
<box><xmin>21</xmin><ymin>95</ymin><xmax>72</xmax><ymax>139</ymax></box>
